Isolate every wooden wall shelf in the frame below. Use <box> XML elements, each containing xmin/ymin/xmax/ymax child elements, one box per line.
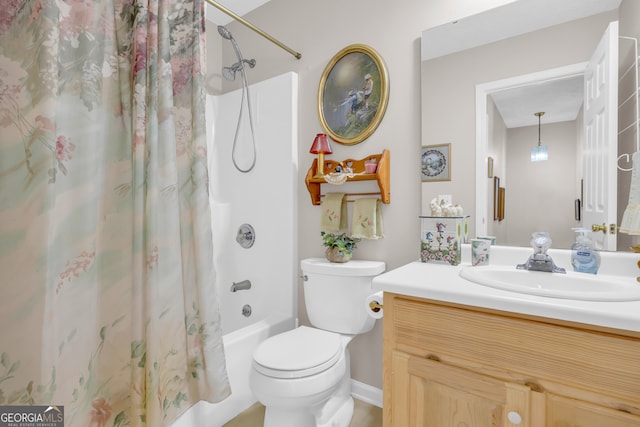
<box><xmin>305</xmin><ymin>149</ymin><xmax>390</xmax><ymax>205</ymax></box>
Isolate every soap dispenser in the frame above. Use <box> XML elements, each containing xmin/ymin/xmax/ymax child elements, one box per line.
<box><xmin>570</xmin><ymin>228</ymin><xmax>600</xmax><ymax>274</ymax></box>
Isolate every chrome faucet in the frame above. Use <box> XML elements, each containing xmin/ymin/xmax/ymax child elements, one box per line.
<box><xmin>516</xmin><ymin>232</ymin><xmax>566</xmax><ymax>273</ymax></box>
<box><xmin>230</xmin><ymin>279</ymin><xmax>252</xmax><ymax>292</ymax></box>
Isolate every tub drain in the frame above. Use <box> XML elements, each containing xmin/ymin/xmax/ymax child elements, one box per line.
<box><xmin>242</xmin><ymin>304</ymin><xmax>252</xmax><ymax>317</ymax></box>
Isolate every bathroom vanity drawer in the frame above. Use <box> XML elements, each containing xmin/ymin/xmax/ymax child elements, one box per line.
<box><xmin>389</xmin><ymin>294</ymin><xmax>640</xmax><ymax>409</ymax></box>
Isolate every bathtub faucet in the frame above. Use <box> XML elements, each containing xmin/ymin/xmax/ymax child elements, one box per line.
<box><xmin>230</xmin><ymin>279</ymin><xmax>252</xmax><ymax>292</ymax></box>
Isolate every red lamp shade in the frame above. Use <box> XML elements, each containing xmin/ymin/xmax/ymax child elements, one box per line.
<box><xmin>310</xmin><ymin>133</ymin><xmax>332</xmax><ymax>155</ymax></box>
<box><xmin>310</xmin><ymin>133</ymin><xmax>332</xmax><ymax>177</ymax></box>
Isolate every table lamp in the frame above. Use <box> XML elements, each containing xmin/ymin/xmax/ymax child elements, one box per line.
<box><xmin>310</xmin><ymin>133</ymin><xmax>332</xmax><ymax>177</ymax></box>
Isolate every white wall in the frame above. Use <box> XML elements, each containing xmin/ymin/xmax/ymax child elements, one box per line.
<box><xmin>204</xmin><ymin>0</ymin><xmax>636</xmax><ymax>392</ymax></box>
<box><xmin>505</xmin><ymin>121</ymin><xmax>579</xmax><ymax>248</ymax></box>
<box><xmin>207</xmin><ymin>0</ymin><xmax>519</xmax><ymax>391</ymax></box>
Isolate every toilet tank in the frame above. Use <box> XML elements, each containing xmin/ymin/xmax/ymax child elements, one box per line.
<box><xmin>301</xmin><ymin>258</ymin><xmax>385</xmax><ymax>334</ymax></box>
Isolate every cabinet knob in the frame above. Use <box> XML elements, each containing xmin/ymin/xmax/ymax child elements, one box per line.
<box><xmin>507</xmin><ymin>411</ymin><xmax>522</xmax><ymax>425</ymax></box>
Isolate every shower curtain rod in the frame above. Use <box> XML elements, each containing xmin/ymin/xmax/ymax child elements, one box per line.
<box><xmin>205</xmin><ymin>0</ymin><xmax>302</xmax><ymax>60</ymax></box>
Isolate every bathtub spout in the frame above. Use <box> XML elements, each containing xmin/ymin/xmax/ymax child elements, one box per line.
<box><xmin>230</xmin><ymin>280</ymin><xmax>252</xmax><ymax>292</ymax></box>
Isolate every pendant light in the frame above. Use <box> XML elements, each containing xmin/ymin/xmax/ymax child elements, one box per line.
<box><xmin>530</xmin><ymin>112</ymin><xmax>548</xmax><ymax>162</ymax></box>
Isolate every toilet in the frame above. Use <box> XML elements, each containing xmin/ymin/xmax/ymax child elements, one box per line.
<box><xmin>250</xmin><ymin>257</ymin><xmax>385</xmax><ymax>427</ymax></box>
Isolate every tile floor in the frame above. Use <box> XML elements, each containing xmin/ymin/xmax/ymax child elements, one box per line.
<box><xmin>223</xmin><ymin>398</ymin><xmax>382</xmax><ymax>427</ymax></box>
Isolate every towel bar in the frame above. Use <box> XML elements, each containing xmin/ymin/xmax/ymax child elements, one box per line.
<box><xmin>320</xmin><ymin>191</ymin><xmax>382</xmax><ymax>202</ymax></box>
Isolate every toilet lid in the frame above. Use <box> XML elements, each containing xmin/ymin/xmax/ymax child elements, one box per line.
<box><xmin>253</xmin><ymin>326</ymin><xmax>342</xmax><ymax>379</ymax></box>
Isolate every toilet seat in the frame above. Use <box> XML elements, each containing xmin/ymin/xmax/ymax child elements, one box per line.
<box><xmin>253</xmin><ymin>326</ymin><xmax>343</xmax><ymax>379</ymax></box>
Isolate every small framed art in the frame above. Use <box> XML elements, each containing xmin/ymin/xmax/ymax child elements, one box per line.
<box><xmin>421</xmin><ymin>143</ymin><xmax>451</xmax><ymax>182</ymax></box>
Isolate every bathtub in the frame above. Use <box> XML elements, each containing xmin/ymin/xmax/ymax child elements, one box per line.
<box><xmin>171</xmin><ymin>72</ymin><xmax>299</xmax><ymax>426</ymax></box>
<box><xmin>173</xmin><ymin>313</ymin><xmax>296</xmax><ymax>426</ymax></box>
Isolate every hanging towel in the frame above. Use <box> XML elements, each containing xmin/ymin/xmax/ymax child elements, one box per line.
<box><xmin>321</xmin><ymin>192</ymin><xmax>348</xmax><ymax>232</ymax></box>
<box><xmin>620</xmin><ymin>152</ymin><xmax>640</xmax><ymax>235</ymax></box>
<box><xmin>351</xmin><ymin>198</ymin><xmax>384</xmax><ymax>239</ymax></box>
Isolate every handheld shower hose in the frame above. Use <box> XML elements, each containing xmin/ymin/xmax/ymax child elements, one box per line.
<box><xmin>218</xmin><ymin>25</ymin><xmax>257</xmax><ymax>173</ymax></box>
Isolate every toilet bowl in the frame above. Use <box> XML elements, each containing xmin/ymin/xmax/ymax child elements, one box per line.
<box><xmin>250</xmin><ymin>327</ymin><xmax>354</xmax><ymax>427</ymax></box>
<box><xmin>249</xmin><ymin>258</ymin><xmax>385</xmax><ymax>427</ymax></box>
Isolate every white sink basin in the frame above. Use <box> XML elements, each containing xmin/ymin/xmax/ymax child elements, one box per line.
<box><xmin>459</xmin><ymin>266</ymin><xmax>640</xmax><ymax>301</ymax></box>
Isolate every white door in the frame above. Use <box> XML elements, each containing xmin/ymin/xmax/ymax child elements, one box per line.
<box><xmin>583</xmin><ymin>21</ymin><xmax>618</xmax><ymax>251</ymax></box>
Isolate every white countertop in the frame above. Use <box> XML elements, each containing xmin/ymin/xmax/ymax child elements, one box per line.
<box><xmin>372</xmin><ymin>245</ymin><xmax>640</xmax><ymax>333</ymax></box>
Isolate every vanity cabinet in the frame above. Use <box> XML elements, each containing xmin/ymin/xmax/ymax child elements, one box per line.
<box><xmin>382</xmin><ymin>293</ymin><xmax>640</xmax><ymax>427</ymax></box>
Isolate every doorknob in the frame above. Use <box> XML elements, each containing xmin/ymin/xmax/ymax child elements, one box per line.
<box><xmin>507</xmin><ymin>411</ymin><xmax>523</xmax><ymax>424</ymax></box>
<box><xmin>591</xmin><ymin>223</ymin><xmax>617</xmax><ymax>234</ymax></box>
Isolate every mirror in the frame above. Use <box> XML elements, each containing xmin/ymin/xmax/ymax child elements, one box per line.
<box><xmin>478</xmin><ymin>66</ymin><xmax>586</xmax><ymax>249</ymax></box>
<box><xmin>421</xmin><ymin>0</ymin><xmax>636</xmax><ymax>250</ymax></box>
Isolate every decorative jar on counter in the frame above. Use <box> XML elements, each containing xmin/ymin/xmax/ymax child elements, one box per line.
<box><xmin>420</xmin><ymin>216</ymin><xmax>469</xmax><ymax>266</ymax></box>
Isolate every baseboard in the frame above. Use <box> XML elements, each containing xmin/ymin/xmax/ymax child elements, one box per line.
<box><xmin>350</xmin><ymin>379</ymin><xmax>383</xmax><ymax>408</ymax></box>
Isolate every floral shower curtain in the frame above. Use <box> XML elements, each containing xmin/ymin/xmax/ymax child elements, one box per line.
<box><xmin>0</xmin><ymin>0</ymin><xmax>230</xmax><ymax>425</ymax></box>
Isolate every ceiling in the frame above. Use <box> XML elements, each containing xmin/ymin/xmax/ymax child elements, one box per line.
<box><xmin>490</xmin><ymin>75</ymin><xmax>585</xmax><ymax>128</ymax></box>
<box><xmin>421</xmin><ymin>0</ymin><xmax>621</xmax><ymax>61</ymax></box>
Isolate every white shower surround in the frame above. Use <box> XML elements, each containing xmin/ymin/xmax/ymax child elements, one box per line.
<box><xmin>172</xmin><ymin>72</ymin><xmax>298</xmax><ymax>426</ymax></box>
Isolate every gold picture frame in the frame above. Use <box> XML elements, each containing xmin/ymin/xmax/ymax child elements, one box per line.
<box><xmin>498</xmin><ymin>187</ymin><xmax>506</xmax><ymax>221</ymax></box>
<box><xmin>493</xmin><ymin>176</ymin><xmax>500</xmax><ymax>220</ymax></box>
<box><xmin>317</xmin><ymin>44</ymin><xmax>389</xmax><ymax>145</ymax></box>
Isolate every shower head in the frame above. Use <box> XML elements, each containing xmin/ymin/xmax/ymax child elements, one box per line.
<box><xmin>222</xmin><ymin>65</ymin><xmax>237</xmax><ymax>81</ymax></box>
<box><xmin>217</xmin><ymin>25</ymin><xmax>233</xmax><ymax>40</ymax></box>
<box><xmin>218</xmin><ymin>25</ymin><xmax>256</xmax><ymax>81</ymax></box>
<box><xmin>222</xmin><ymin>59</ymin><xmax>256</xmax><ymax>81</ymax></box>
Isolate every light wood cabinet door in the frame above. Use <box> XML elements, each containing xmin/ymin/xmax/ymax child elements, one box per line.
<box><xmin>383</xmin><ymin>294</ymin><xmax>640</xmax><ymax>427</ymax></box>
<box><xmin>546</xmin><ymin>393</ymin><xmax>640</xmax><ymax>427</ymax></box>
<box><xmin>391</xmin><ymin>350</ymin><xmax>533</xmax><ymax>427</ymax></box>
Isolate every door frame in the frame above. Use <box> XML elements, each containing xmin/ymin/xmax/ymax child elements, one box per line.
<box><xmin>475</xmin><ymin>62</ymin><xmax>588</xmax><ymax>237</ymax></box>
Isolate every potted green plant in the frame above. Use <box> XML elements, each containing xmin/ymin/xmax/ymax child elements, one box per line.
<box><xmin>321</xmin><ymin>231</ymin><xmax>359</xmax><ymax>263</ymax></box>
